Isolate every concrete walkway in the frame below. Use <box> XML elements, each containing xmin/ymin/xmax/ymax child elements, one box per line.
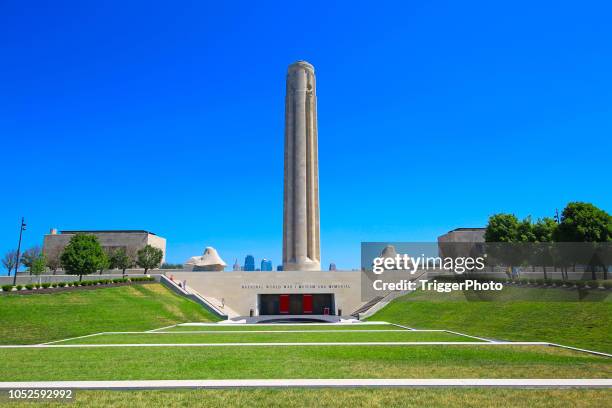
<box><xmin>0</xmin><ymin>379</ymin><xmax>610</xmax><ymax>390</ymax></box>
<box><xmin>0</xmin><ymin>341</ymin><xmax>550</xmax><ymax>348</ymax></box>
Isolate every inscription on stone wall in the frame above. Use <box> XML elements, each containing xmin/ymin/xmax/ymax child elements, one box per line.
<box><xmin>240</xmin><ymin>283</ymin><xmax>351</xmax><ymax>290</ymax></box>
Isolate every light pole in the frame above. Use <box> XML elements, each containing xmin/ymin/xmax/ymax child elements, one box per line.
<box><xmin>12</xmin><ymin>217</ymin><xmax>26</xmax><ymax>286</ymax></box>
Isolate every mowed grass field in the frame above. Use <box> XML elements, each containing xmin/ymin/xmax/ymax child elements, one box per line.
<box><xmin>0</xmin><ymin>285</ymin><xmax>611</xmax><ymax>406</ymax></box>
<box><xmin>2</xmin><ymin>344</ymin><xmax>610</xmax><ymax>380</ymax></box>
<box><xmin>369</xmin><ymin>284</ymin><xmax>612</xmax><ymax>353</ymax></box>
<box><xmin>3</xmin><ymin>388</ymin><xmax>611</xmax><ymax>408</ymax></box>
<box><xmin>0</xmin><ymin>284</ymin><xmax>219</xmax><ymax>344</ymax></box>
<box><xmin>54</xmin><ymin>329</ymin><xmax>475</xmax><ymax>344</ymax></box>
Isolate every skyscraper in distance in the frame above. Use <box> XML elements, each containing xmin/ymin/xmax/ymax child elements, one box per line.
<box><xmin>261</xmin><ymin>258</ymin><xmax>273</xmax><ymax>271</ymax></box>
<box><xmin>244</xmin><ymin>255</ymin><xmax>255</xmax><ymax>271</ymax></box>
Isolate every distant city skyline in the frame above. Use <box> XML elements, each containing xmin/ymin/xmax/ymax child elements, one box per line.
<box><xmin>261</xmin><ymin>258</ymin><xmax>273</xmax><ymax>271</ymax></box>
<box><xmin>1</xmin><ymin>2</ymin><xmax>611</xmax><ymax>273</ymax></box>
<box><xmin>243</xmin><ymin>255</ymin><xmax>255</xmax><ymax>272</ymax></box>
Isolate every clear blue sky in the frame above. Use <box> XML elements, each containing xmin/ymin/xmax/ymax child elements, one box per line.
<box><xmin>1</xmin><ymin>1</ymin><xmax>611</xmax><ymax>272</ymax></box>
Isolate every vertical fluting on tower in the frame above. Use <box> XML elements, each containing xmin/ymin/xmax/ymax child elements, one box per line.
<box><xmin>282</xmin><ymin>61</ymin><xmax>321</xmax><ymax>271</ymax></box>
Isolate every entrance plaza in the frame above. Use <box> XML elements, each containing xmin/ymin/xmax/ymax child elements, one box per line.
<box><xmin>169</xmin><ymin>271</ymin><xmax>363</xmax><ymax>320</ymax></box>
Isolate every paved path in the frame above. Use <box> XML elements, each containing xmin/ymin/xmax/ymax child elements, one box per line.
<box><xmin>0</xmin><ymin>379</ymin><xmax>610</xmax><ymax>389</ymax></box>
<box><xmin>0</xmin><ymin>341</ymin><xmax>549</xmax><ymax>348</ymax></box>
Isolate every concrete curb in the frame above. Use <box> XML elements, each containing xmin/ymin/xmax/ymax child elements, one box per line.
<box><xmin>0</xmin><ymin>379</ymin><xmax>610</xmax><ymax>390</ymax></box>
<box><xmin>0</xmin><ymin>341</ymin><xmax>549</xmax><ymax>348</ymax></box>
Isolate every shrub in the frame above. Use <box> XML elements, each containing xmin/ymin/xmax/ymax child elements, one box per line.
<box><xmin>50</xmin><ymin>282</ymin><xmax>58</xmax><ymax>288</ymax></box>
<box><xmin>58</xmin><ymin>282</ymin><xmax>67</xmax><ymax>287</ymax></box>
<box><xmin>130</xmin><ymin>276</ymin><xmax>153</xmax><ymax>282</ymax></box>
<box><xmin>16</xmin><ymin>285</ymin><xmax>23</xmax><ymax>290</ymax></box>
<box><xmin>2</xmin><ymin>285</ymin><xmax>13</xmax><ymax>292</ymax></box>
<box><xmin>575</xmin><ymin>281</ymin><xmax>586</xmax><ymax>288</ymax></box>
<box><xmin>112</xmin><ymin>278</ymin><xmax>122</xmax><ymax>283</ymax></box>
<box><xmin>536</xmin><ymin>279</ymin><xmax>544</xmax><ymax>285</ymax></box>
<box><xmin>587</xmin><ymin>280</ymin><xmax>600</xmax><ymax>289</ymax></box>
<box><xmin>602</xmin><ymin>281</ymin><xmax>612</xmax><ymax>289</ymax></box>
<box><xmin>41</xmin><ymin>283</ymin><xmax>51</xmax><ymax>288</ymax></box>
<box><xmin>25</xmin><ymin>284</ymin><xmax>34</xmax><ymax>290</ymax></box>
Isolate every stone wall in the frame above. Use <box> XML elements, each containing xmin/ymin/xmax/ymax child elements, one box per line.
<box><xmin>43</xmin><ymin>231</ymin><xmax>166</xmax><ymax>268</ymax></box>
<box><xmin>169</xmin><ymin>270</ymin><xmax>364</xmax><ymax>318</ymax></box>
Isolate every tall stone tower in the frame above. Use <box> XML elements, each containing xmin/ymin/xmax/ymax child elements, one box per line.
<box><xmin>282</xmin><ymin>61</ymin><xmax>321</xmax><ymax>271</ymax></box>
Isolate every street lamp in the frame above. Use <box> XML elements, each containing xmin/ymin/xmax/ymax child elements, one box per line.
<box><xmin>12</xmin><ymin>217</ymin><xmax>26</xmax><ymax>286</ymax></box>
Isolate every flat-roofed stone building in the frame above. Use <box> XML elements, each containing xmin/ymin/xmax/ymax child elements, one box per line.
<box><xmin>437</xmin><ymin>227</ymin><xmax>485</xmax><ymax>259</ymax></box>
<box><xmin>43</xmin><ymin>229</ymin><xmax>166</xmax><ymax>266</ymax></box>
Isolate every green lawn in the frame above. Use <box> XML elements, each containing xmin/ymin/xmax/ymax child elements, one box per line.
<box><xmin>55</xmin><ymin>330</ymin><xmax>473</xmax><ymax>344</ymax></box>
<box><xmin>369</xmin><ymin>285</ymin><xmax>612</xmax><ymax>353</ymax></box>
<box><xmin>1</xmin><ymin>345</ymin><xmax>609</xmax><ymax>380</ymax></box>
<box><xmin>162</xmin><ymin>324</ymin><xmax>399</xmax><ymax>331</ymax></box>
<box><xmin>0</xmin><ymin>284</ymin><xmax>219</xmax><ymax>345</ymax></box>
<box><xmin>4</xmin><ymin>388</ymin><xmax>610</xmax><ymax>408</ymax></box>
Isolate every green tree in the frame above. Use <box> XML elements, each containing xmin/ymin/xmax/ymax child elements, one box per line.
<box><xmin>533</xmin><ymin>217</ymin><xmax>557</xmax><ymax>242</ymax></box>
<box><xmin>60</xmin><ymin>234</ymin><xmax>107</xmax><ymax>281</ymax></box>
<box><xmin>554</xmin><ymin>202</ymin><xmax>612</xmax><ymax>280</ymax></box>
<box><xmin>136</xmin><ymin>245</ymin><xmax>163</xmax><ymax>274</ymax></box>
<box><xmin>517</xmin><ymin>216</ymin><xmax>537</xmax><ymax>242</ymax></box>
<box><xmin>109</xmin><ymin>248</ymin><xmax>133</xmax><ymax>277</ymax></box>
<box><xmin>484</xmin><ymin>214</ymin><xmax>520</xmax><ymax>242</ymax></box>
<box><xmin>554</xmin><ymin>202</ymin><xmax>612</xmax><ymax>242</ymax></box>
<box><xmin>532</xmin><ymin>217</ymin><xmax>557</xmax><ymax>280</ymax></box>
<box><xmin>21</xmin><ymin>246</ymin><xmax>42</xmax><ymax>275</ymax></box>
<box><xmin>98</xmin><ymin>250</ymin><xmax>110</xmax><ymax>275</ymax></box>
<box><xmin>31</xmin><ymin>254</ymin><xmax>47</xmax><ymax>285</ymax></box>
<box><xmin>2</xmin><ymin>250</ymin><xmax>17</xmax><ymax>276</ymax></box>
<box><xmin>46</xmin><ymin>252</ymin><xmax>61</xmax><ymax>275</ymax></box>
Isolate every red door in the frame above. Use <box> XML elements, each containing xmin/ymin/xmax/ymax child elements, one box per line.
<box><xmin>279</xmin><ymin>294</ymin><xmax>289</xmax><ymax>314</ymax></box>
<box><xmin>303</xmin><ymin>294</ymin><xmax>313</xmax><ymax>314</ymax></box>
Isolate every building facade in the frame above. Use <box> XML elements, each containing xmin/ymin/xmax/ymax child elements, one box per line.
<box><xmin>43</xmin><ymin>229</ymin><xmax>166</xmax><ymax>266</ymax></box>
<box><xmin>437</xmin><ymin>227</ymin><xmax>486</xmax><ymax>259</ymax></box>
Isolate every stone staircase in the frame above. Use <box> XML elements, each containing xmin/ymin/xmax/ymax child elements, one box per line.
<box><xmin>350</xmin><ymin>296</ymin><xmax>384</xmax><ymax>318</ymax></box>
<box><xmin>159</xmin><ymin>275</ymin><xmax>228</xmax><ymax>320</ymax></box>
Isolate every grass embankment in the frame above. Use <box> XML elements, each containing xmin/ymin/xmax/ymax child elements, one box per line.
<box><xmin>5</xmin><ymin>388</ymin><xmax>610</xmax><ymax>408</ymax></box>
<box><xmin>369</xmin><ymin>285</ymin><xmax>612</xmax><ymax>353</ymax></box>
<box><xmin>57</xmin><ymin>331</ymin><xmax>472</xmax><ymax>344</ymax></box>
<box><xmin>0</xmin><ymin>284</ymin><xmax>219</xmax><ymax>344</ymax></box>
<box><xmin>1</xmin><ymin>345</ymin><xmax>609</xmax><ymax>380</ymax></box>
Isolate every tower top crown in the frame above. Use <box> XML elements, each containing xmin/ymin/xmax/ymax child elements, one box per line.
<box><xmin>289</xmin><ymin>60</ymin><xmax>314</xmax><ymax>72</ymax></box>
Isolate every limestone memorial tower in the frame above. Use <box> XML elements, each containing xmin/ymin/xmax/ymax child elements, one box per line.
<box><xmin>282</xmin><ymin>61</ymin><xmax>321</xmax><ymax>271</ymax></box>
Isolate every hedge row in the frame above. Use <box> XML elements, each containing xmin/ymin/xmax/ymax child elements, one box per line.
<box><xmin>1</xmin><ymin>276</ymin><xmax>155</xmax><ymax>292</ymax></box>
